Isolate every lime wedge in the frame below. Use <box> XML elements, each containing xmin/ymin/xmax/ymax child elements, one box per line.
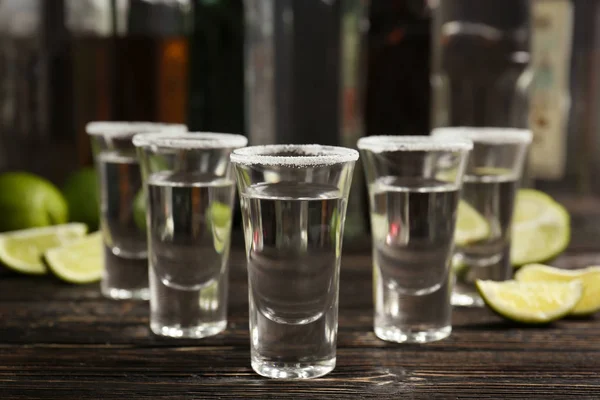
<box><xmin>515</xmin><ymin>264</ymin><xmax>600</xmax><ymax>316</ymax></box>
<box><xmin>473</xmin><ymin>166</ymin><xmax>513</xmax><ymax>176</ymax></box>
<box><xmin>133</xmin><ymin>189</ymin><xmax>147</xmax><ymax>233</ymax></box>
<box><xmin>455</xmin><ymin>201</ymin><xmax>490</xmax><ymax>246</ymax></box>
<box><xmin>476</xmin><ymin>279</ymin><xmax>583</xmax><ymax>324</ymax></box>
<box><xmin>0</xmin><ymin>223</ymin><xmax>88</xmax><ymax>275</ymax></box>
<box><xmin>511</xmin><ymin>189</ymin><xmax>570</xmax><ymax>266</ymax></box>
<box><xmin>209</xmin><ymin>202</ymin><xmax>232</xmax><ymax>253</ymax></box>
<box><xmin>210</xmin><ymin>201</ymin><xmax>232</xmax><ymax>228</ymax></box>
<box><xmin>45</xmin><ymin>231</ymin><xmax>103</xmax><ymax>284</ymax></box>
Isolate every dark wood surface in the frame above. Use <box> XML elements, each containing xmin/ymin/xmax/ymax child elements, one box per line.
<box><xmin>2</xmin><ymin>215</ymin><xmax>600</xmax><ymax>399</ymax></box>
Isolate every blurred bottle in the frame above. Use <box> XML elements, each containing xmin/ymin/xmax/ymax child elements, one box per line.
<box><xmin>0</xmin><ymin>0</ymin><xmax>74</xmax><ymax>183</ymax></box>
<box><xmin>114</xmin><ymin>0</ymin><xmax>192</xmax><ymax>123</ymax></box>
<box><xmin>516</xmin><ymin>0</ymin><xmax>600</xmax><ymax>246</ymax></box>
<box><xmin>519</xmin><ymin>0</ymin><xmax>593</xmax><ymax>201</ymax></box>
<box><xmin>367</xmin><ymin>0</ymin><xmax>431</xmax><ymax>135</ymax></box>
<box><xmin>186</xmin><ymin>0</ymin><xmax>245</xmax><ymax>231</ymax></box>
<box><xmin>66</xmin><ymin>0</ymin><xmax>115</xmax><ymax>167</ymax></box>
<box><xmin>244</xmin><ymin>0</ymin><xmax>369</xmax><ymax>240</ymax></box>
<box><xmin>67</xmin><ymin>0</ymin><xmax>192</xmax><ymax>166</ymax></box>
<box><xmin>187</xmin><ymin>0</ymin><xmax>244</xmax><ymax>134</ymax></box>
<box><xmin>430</xmin><ymin>0</ymin><xmax>530</xmax><ymax>128</ymax></box>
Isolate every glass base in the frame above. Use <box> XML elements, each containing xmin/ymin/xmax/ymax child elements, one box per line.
<box><xmin>101</xmin><ymin>246</ymin><xmax>149</xmax><ymax>300</ymax></box>
<box><xmin>374</xmin><ymin>325</ymin><xmax>451</xmax><ymax>343</ymax></box>
<box><xmin>251</xmin><ymin>358</ymin><xmax>336</xmax><ymax>380</ymax></box>
<box><xmin>150</xmin><ymin>320</ymin><xmax>227</xmax><ymax>339</ymax></box>
<box><xmin>102</xmin><ymin>286</ymin><xmax>150</xmax><ymax>301</ymax></box>
<box><xmin>451</xmin><ymin>291</ymin><xmax>484</xmax><ymax>307</ymax></box>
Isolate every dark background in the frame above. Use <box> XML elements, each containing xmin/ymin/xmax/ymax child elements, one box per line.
<box><xmin>0</xmin><ymin>0</ymin><xmax>432</xmax><ymax>184</ymax></box>
<box><xmin>188</xmin><ymin>0</ymin><xmax>431</xmax><ymax>137</ymax></box>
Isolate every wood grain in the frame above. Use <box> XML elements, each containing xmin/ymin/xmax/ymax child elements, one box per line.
<box><xmin>1</xmin><ymin>242</ymin><xmax>600</xmax><ymax>397</ymax></box>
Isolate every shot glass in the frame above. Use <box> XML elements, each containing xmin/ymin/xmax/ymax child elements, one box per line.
<box><xmin>87</xmin><ymin>122</ymin><xmax>187</xmax><ymax>300</ymax></box>
<box><xmin>432</xmin><ymin>127</ymin><xmax>532</xmax><ymax>307</ymax></box>
<box><xmin>231</xmin><ymin>145</ymin><xmax>359</xmax><ymax>379</ymax></box>
<box><xmin>358</xmin><ymin>136</ymin><xmax>472</xmax><ymax>343</ymax></box>
<box><xmin>134</xmin><ymin>132</ymin><xmax>248</xmax><ymax>338</ymax></box>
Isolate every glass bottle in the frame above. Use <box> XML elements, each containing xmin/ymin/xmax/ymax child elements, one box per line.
<box><xmin>0</xmin><ymin>0</ymin><xmax>74</xmax><ymax>182</ymax></box>
<box><xmin>243</xmin><ymin>0</ymin><xmax>370</xmax><ymax>240</ymax></box>
<box><xmin>430</xmin><ymin>0</ymin><xmax>530</xmax><ymax>129</ymax></box>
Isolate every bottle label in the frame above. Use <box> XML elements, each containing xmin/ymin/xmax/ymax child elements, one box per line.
<box><xmin>528</xmin><ymin>0</ymin><xmax>573</xmax><ymax>180</ymax></box>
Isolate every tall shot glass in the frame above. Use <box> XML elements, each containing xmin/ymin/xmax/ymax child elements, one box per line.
<box><xmin>87</xmin><ymin>122</ymin><xmax>187</xmax><ymax>300</ymax></box>
<box><xmin>134</xmin><ymin>132</ymin><xmax>248</xmax><ymax>338</ymax></box>
<box><xmin>358</xmin><ymin>136</ymin><xmax>472</xmax><ymax>343</ymax></box>
<box><xmin>231</xmin><ymin>145</ymin><xmax>359</xmax><ymax>379</ymax></box>
<box><xmin>432</xmin><ymin>127</ymin><xmax>532</xmax><ymax>307</ymax></box>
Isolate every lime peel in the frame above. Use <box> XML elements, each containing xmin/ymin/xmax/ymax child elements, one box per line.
<box><xmin>0</xmin><ymin>172</ymin><xmax>68</xmax><ymax>232</ymax></box>
<box><xmin>510</xmin><ymin>190</ymin><xmax>570</xmax><ymax>267</ymax></box>
<box><xmin>454</xmin><ymin>200</ymin><xmax>490</xmax><ymax>246</ymax></box>
<box><xmin>476</xmin><ymin>279</ymin><xmax>583</xmax><ymax>324</ymax></box>
<box><xmin>515</xmin><ymin>264</ymin><xmax>600</xmax><ymax>316</ymax></box>
<box><xmin>45</xmin><ymin>231</ymin><xmax>103</xmax><ymax>284</ymax></box>
<box><xmin>0</xmin><ymin>223</ymin><xmax>88</xmax><ymax>275</ymax></box>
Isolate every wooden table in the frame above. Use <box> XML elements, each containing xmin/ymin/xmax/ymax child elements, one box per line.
<box><xmin>1</xmin><ymin>221</ymin><xmax>600</xmax><ymax>399</ymax></box>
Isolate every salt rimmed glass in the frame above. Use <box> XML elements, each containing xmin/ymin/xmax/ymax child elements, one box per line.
<box><xmin>358</xmin><ymin>135</ymin><xmax>472</xmax><ymax>343</ymax></box>
<box><xmin>133</xmin><ymin>132</ymin><xmax>247</xmax><ymax>338</ymax></box>
<box><xmin>432</xmin><ymin>127</ymin><xmax>532</xmax><ymax>307</ymax></box>
<box><xmin>231</xmin><ymin>144</ymin><xmax>359</xmax><ymax>379</ymax></box>
<box><xmin>87</xmin><ymin>122</ymin><xmax>187</xmax><ymax>300</ymax></box>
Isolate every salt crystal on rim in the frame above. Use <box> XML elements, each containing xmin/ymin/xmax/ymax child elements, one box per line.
<box><xmin>133</xmin><ymin>132</ymin><xmax>248</xmax><ymax>149</ymax></box>
<box><xmin>357</xmin><ymin>135</ymin><xmax>473</xmax><ymax>153</ymax></box>
<box><xmin>432</xmin><ymin>127</ymin><xmax>533</xmax><ymax>144</ymax></box>
<box><xmin>86</xmin><ymin>121</ymin><xmax>187</xmax><ymax>137</ymax></box>
<box><xmin>230</xmin><ymin>144</ymin><xmax>359</xmax><ymax>167</ymax></box>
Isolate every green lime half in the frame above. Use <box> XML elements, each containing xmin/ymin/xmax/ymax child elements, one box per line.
<box><xmin>0</xmin><ymin>223</ymin><xmax>88</xmax><ymax>275</ymax></box>
<box><xmin>63</xmin><ymin>167</ymin><xmax>100</xmax><ymax>231</ymax></box>
<box><xmin>0</xmin><ymin>172</ymin><xmax>68</xmax><ymax>232</ymax></box>
<box><xmin>455</xmin><ymin>201</ymin><xmax>490</xmax><ymax>246</ymax></box>
<box><xmin>476</xmin><ymin>279</ymin><xmax>582</xmax><ymax>324</ymax></box>
<box><xmin>511</xmin><ymin>189</ymin><xmax>570</xmax><ymax>266</ymax></box>
<box><xmin>45</xmin><ymin>231</ymin><xmax>103</xmax><ymax>284</ymax></box>
<box><xmin>515</xmin><ymin>264</ymin><xmax>600</xmax><ymax>316</ymax></box>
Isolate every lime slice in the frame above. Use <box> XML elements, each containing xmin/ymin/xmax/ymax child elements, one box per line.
<box><xmin>455</xmin><ymin>201</ymin><xmax>490</xmax><ymax>246</ymax></box>
<box><xmin>476</xmin><ymin>279</ymin><xmax>583</xmax><ymax>324</ymax></box>
<box><xmin>515</xmin><ymin>264</ymin><xmax>600</xmax><ymax>316</ymax></box>
<box><xmin>45</xmin><ymin>231</ymin><xmax>103</xmax><ymax>284</ymax></box>
<box><xmin>511</xmin><ymin>189</ymin><xmax>570</xmax><ymax>266</ymax></box>
<box><xmin>0</xmin><ymin>223</ymin><xmax>88</xmax><ymax>275</ymax></box>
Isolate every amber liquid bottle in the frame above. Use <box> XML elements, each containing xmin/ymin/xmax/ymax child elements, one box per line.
<box><xmin>114</xmin><ymin>0</ymin><xmax>191</xmax><ymax>123</ymax></box>
<box><xmin>69</xmin><ymin>0</ymin><xmax>192</xmax><ymax>166</ymax></box>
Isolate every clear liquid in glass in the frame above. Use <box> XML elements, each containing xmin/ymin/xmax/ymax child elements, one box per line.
<box><xmin>97</xmin><ymin>151</ymin><xmax>148</xmax><ymax>300</ymax></box>
<box><xmin>147</xmin><ymin>171</ymin><xmax>234</xmax><ymax>338</ymax></box>
<box><xmin>241</xmin><ymin>181</ymin><xmax>345</xmax><ymax>379</ymax></box>
<box><xmin>453</xmin><ymin>171</ymin><xmax>518</xmax><ymax>306</ymax></box>
<box><xmin>370</xmin><ymin>177</ymin><xmax>458</xmax><ymax>343</ymax></box>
